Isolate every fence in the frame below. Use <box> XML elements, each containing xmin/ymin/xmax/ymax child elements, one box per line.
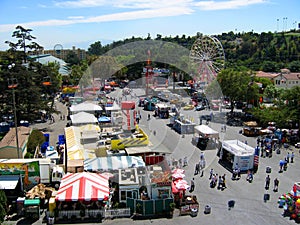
<box><xmin>55</xmin><ymin>208</ymin><xmax>130</xmax><ymax>220</ymax></box>
<box><xmin>104</xmin><ymin>208</ymin><xmax>131</xmax><ymax>218</ymax></box>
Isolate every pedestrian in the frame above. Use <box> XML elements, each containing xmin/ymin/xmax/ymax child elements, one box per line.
<box><xmin>245</xmin><ymin>140</ymin><xmax>248</xmax><ymax>145</ymax></box>
<box><xmin>200</xmin><ymin>152</ymin><xmax>204</xmax><ymax>161</ymax></box>
<box><xmin>194</xmin><ymin>163</ymin><xmax>200</xmax><ymax>175</ymax></box>
<box><xmin>148</xmin><ymin>114</ymin><xmax>151</xmax><ymax>120</ymax></box>
<box><xmin>222</xmin><ymin>174</ymin><xmax>227</xmax><ymax>188</ymax></box>
<box><xmin>273</xmin><ymin>178</ymin><xmax>279</xmax><ymax>192</ymax></box>
<box><xmin>183</xmin><ymin>156</ymin><xmax>188</xmax><ymax>167</ymax></box>
<box><xmin>209</xmin><ymin>169</ymin><xmax>214</xmax><ymax>180</ymax></box>
<box><xmin>219</xmin><ymin>149</ymin><xmax>223</xmax><ymax>162</ymax></box>
<box><xmin>217</xmin><ymin>176</ymin><xmax>223</xmax><ymax>190</ymax></box>
<box><xmin>246</xmin><ymin>170</ymin><xmax>253</xmax><ymax>183</ymax></box>
<box><xmin>286</xmin><ymin>152</ymin><xmax>290</xmax><ymax>163</ymax></box>
<box><xmin>199</xmin><ymin>159</ymin><xmax>205</xmax><ymax>177</ymax></box>
<box><xmin>265</xmin><ymin>175</ymin><xmax>270</xmax><ymax>190</ymax></box>
<box><xmin>189</xmin><ymin>178</ymin><xmax>195</xmax><ymax>192</ymax></box>
<box><xmin>178</xmin><ymin>158</ymin><xmax>182</xmax><ymax>168</ymax></box>
<box><xmin>291</xmin><ymin>152</ymin><xmax>294</xmax><ymax>163</ymax></box>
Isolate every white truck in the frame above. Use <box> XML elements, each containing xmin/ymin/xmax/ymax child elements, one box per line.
<box><xmin>39</xmin><ymin>160</ymin><xmax>64</xmax><ymax>188</ymax></box>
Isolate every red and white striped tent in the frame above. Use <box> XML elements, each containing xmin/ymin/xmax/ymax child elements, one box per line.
<box><xmin>55</xmin><ymin>172</ymin><xmax>110</xmax><ymax>202</ymax></box>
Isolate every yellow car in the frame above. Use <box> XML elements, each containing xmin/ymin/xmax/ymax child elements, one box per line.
<box><xmin>183</xmin><ymin>105</ymin><xmax>194</xmax><ymax>110</ymax></box>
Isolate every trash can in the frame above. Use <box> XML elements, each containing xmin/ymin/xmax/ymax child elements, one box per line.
<box><xmin>228</xmin><ymin>200</ymin><xmax>235</xmax><ymax>209</ymax></box>
<box><xmin>204</xmin><ymin>205</ymin><xmax>211</xmax><ymax>214</ymax></box>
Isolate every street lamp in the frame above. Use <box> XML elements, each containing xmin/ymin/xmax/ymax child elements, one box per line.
<box><xmin>7</xmin><ymin>63</ymin><xmax>21</xmax><ymax>158</ymax></box>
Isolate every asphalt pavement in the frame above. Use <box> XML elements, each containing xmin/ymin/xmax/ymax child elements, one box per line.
<box><xmin>4</xmin><ymin>88</ymin><xmax>299</xmax><ymax>225</ymax></box>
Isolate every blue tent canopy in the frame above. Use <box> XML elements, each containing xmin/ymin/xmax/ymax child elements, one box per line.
<box><xmin>98</xmin><ymin>116</ymin><xmax>111</xmax><ymax>123</ymax></box>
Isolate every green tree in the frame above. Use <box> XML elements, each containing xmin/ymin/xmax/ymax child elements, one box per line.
<box><xmin>5</xmin><ymin>25</ymin><xmax>38</xmax><ymax>62</ymax></box>
<box><xmin>88</xmin><ymin>41</ymin><xmax>103</xmax><ymax>55</ymax></box>
<box><xmin>65</xmin><ymin>51</ymin><xmax>80</xmax><ymax>66</ymax></box>
<box><xmin>0</xmin><ymin>190</ymin><xmax>7</xmax><ymax>223</ymax></box>
<box><xmin>217</xmin><ymin>68</ymin><xmax>258</xmax><ymax>110</ymax></box>
<box><xmin>27</xmin><ymin>129</ymin><xmax>46</xmax><ymax>155</ymax></box>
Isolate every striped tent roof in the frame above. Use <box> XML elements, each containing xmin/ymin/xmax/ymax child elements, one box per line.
<box><xmin>55</xmin><ymin>172</ymin><xmax>109</xmax><ymax>201</ymax></box>
<box><xmin>84</xmin><ymin>156</ymin><xmax>145</xmax><ymax>172</ymax></box>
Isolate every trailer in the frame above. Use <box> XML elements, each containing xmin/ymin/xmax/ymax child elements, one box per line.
<box><xmin>220</xmin><ymin>140</ymin><xmax>255</xmax><ymax>172</ymax></box>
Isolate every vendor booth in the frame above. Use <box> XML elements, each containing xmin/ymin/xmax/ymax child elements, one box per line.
<box><xmin>83</xmin><ymin>156</ymin><xmax>146</xmax><ymax>172</ymax></box>
<box><xmin>192</xmin><ymin>125</ymin><xmax>219</xmax><ymax>150</ymax></box>
<box><xmin>220</xmin><ymin>140</ymin><xmax>255</xmax><ymax>171</ymax></box>
<box><xmin>54</xmin><ymin>172</ymin><xmax>110</xmax><ymax>221</ymax></box>
<box><xmin>173</xmin><ymin>118</ymin><xmax>196</xmax><ymax>134</ymax></box>
<box><xmin>70</xmin><ymin>112</ymin><xmax>98</xmax><ymax>126</ymax></box>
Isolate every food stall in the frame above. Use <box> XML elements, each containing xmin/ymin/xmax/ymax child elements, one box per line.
<box><xmin>179</xmin><ymin>195</ymin><xmax>199</xmax><ymax>217</ymax></box>
<box><xmin>192</xmin><ymin>125</ymin><xmax>219</xmax><ymax>150</ymax></box>
<box><xmin>154</xmin><ymin>103</ymin><xmax>170</xmax><ymax>119</ymax></box>
<box><xmin>243</xmin><ymin>121</ymin><xmax>261</xmax><ymax>137</ymax></box>
<box><xmin>220</xmin><ymin>140</ymin><xmax>255</xmax><ymax>172</ymax></box>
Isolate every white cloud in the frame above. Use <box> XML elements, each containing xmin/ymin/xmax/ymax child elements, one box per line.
<box><xmin>68</xmin><ymin>16</ymin><xmax>85</xmax><ymax>19</ymax></box>
<box><xmin>54</xmin><ymin>0</ymin><xmax>107</xmax><ymax>8</ymax></box>
<box><xmin>194</xmin><ymin>0</ymin><xmax>268</xmax><ymax>11</ymax></box>
<box><xmin>0</xmin><ymin>6</ymin><xmax>193</xmax><ymax>32</ymax></box>
<box><xmin>0</xmin><ymin>0</ymin><xmax>269</xmax><ymax>32</ymax></box>
<box><xmin>54</xmin><ymin>0</ymin><xmax>194</xmax><ymax>9</ymax></box>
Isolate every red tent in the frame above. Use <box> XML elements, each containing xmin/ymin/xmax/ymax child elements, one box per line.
<box><xmin>55</xmin><ymin>172</ymin><xmax>110</xmax><ymax>202</ymax></box>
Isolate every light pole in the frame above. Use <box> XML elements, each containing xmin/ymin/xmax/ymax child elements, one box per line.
<box><xmin>7</xmin><ymin>63</ymin><xmax>21</xmax><ymax>158</ymax></box>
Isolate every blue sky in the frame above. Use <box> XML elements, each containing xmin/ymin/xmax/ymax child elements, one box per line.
<box><xmin>0</xmin><ymin>0</ymin><xmax>299</xmax><ymax>51</ymax></box>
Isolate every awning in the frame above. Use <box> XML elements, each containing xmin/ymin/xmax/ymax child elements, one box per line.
<box><xmin>84</xmin><ymin>156</ymin><xmax>145</xmax><ymax>172</ymax></box>
<box><xmin>194</xmin><ymin>125</ymin><xmax>219</xmax><ymax>139</ymax></box>
<box><xmin>55</xmin><ymin>172</ymin><xmax>109</xmax><ymax>202</ymax></box>
<box><xmin>0</xmin><ymin>175</ymin><xmax>21</xmax><ymax>189</ymax></box>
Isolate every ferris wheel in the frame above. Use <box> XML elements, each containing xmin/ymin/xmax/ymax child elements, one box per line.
<box><xmin>189</xmin><ymin>35</ymin><xmax>225</xmax><ymax>85</ymax></box>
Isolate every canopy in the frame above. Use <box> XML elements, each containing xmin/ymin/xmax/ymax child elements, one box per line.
<box><xmin>55</xmin><ymin>172</ymin><xmax>109</xmax><ymax>202</ymax></box>
<box><xmin>194</xmin><ymin>125</ymin><xmax>219</xmax><ymax>139</ymax></box>
<box><xmin>84</xmin><ymin>156</ymin><xmax>145</xmax><ymax>172</ymax></box>
<box><xmin>69</xmin><ymin>102</ymin><xmax>102</xmax><ymax>114</ymax></box>
<box><xmin>70</xmin><ymin>112</ymin><xmax>98</xmax><ymax>125</ymax></box>
<box><xmin>0</xmin><ymin>175</ymin><xmax>21</xmax><ymax>190</ymax></box>
<box><xmin>98</xmin><ymin>116</ymin><xmax>111</xmax><ymax>123</ymax></box>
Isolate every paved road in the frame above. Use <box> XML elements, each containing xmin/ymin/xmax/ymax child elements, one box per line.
<box><xmin>5</xmin><ymin>88</ymin><xmax>299</xmax><ymax>225</ymax></box>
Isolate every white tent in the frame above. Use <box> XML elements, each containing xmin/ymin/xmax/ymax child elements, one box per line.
<box><xmin>194</xmin><ymin>125</ymin><xmax>219</xmax><ymax>139</ymax></box>
<box><xmin>70</xmin><ymin>112</ymin><xmax>98</xmax><ymax>125</ymax></box>
<box><xmin>69</xmin><ymin>102</ymin><xmax>102</xmax><ymax>114</ymax></box>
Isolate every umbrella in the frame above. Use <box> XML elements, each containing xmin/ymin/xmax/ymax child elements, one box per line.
<box><xmin>172</xmin><ymin>168</ymin><xmax>185</xmax><ymax>174</ymax></box>
<box><xmin>172</xmin><ymin>173</ymin><xmax>185</xmax><ymax>180</ymax></box>
<box><xmin>174</xmin><ymin>179</ymin><xmax>189</xmax><ymax>190</ymax></box>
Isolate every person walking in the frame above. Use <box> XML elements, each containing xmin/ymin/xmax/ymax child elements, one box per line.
<box><xmin>209</xmin><ymin>169</ymin><xmax>214</xmax><ymax>180</ymax></box>
<box><xmin>287</xmin><ymin>152</ymin><xmax>290</xmax><ymax>163</ymax></box>
<box><xmin>183</xmin><ymin>156</ymin><xmax>188</xmax><ymax>167</ymax></box>
<box><xmin>222</xmin><ymin>174</ymin><xmax>227</xmax><ymax>188</ymax></box>
<box><xmin>265</xmin><ymin>175</ymin><xmax>271</xmax><ymax>190</ymax></box>
<box><xmin>199</xmin><ymin>159</ymin><xmax>205</xmax><ymax>177</ymax></box>
<box><xmin>273</xmin><ymin>178</ymin><xmax>279</xmax><ymax>192</ymax></box>
<box><xmin>189</xmin><ymin>178</ymin><xmax>195</xmax><ymax>192</ymax></box>
<box><xmin>291</xmin><ymin>152</ymin><xmax>294</xmax><ymax>163</ymax></box>
<box><xmin>194</xmin><ymin>163</ymin><xmax>200</xmax><ymax>175</ymax></box>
